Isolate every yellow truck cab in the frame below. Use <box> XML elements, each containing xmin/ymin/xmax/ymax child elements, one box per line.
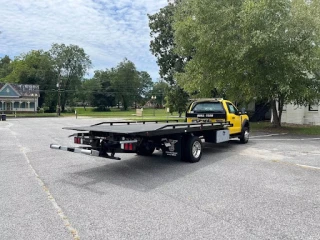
<box><xmin>186</xmin><ymin>98</ymin><xmax>250</xmax><ymax>143</ymax></box>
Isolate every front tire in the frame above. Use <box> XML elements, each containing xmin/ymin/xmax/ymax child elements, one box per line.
<box><xmin>239</xmin><ymin>127</ymin><xmax>249</xmax><ymax>143</ymax></box>
<box><xmin>184</xmin><ymin>136</ymin><xmax>202</xmax><ymax>163</ymax></box>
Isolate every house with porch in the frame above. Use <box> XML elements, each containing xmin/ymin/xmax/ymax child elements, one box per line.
<box><xmin>0</xmin><ymin>83</ymin><xmax>40</xmax><ymax>113</ymax></box>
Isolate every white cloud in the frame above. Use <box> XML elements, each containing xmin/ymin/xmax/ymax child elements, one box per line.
<box><xmin>0</xmin><ymin>0</ymin><xmax>168</xmax><ymax>80</ymax></box>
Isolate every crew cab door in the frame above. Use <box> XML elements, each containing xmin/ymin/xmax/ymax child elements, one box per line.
<box><xmin>224</xmin><ymin>101</ymin><xmax>241</xmax><ymax>135</ymax></box>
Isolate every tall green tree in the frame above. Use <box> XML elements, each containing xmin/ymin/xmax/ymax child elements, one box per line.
<box><xmin>110</xmin><ymin>59</ymin><xmax>140</xmax><ymax>110</ymax></box>
<box><xmin>74</xmin><ymin>78</ymin><xmax>99</xmax><ymax>108</ymax></box>
<box><xmin>90</xmin><ymin>70</ymin><xmax>116</xmax><ymax>109</ymax></box>
<box><xmin>174</xmin><ymin>0</ymin><xmax>320</xmax><ymax>126</ymax></box>
<box><xmin>0</xmin><ymin>55</ymin><xmax>13</xmax><ymax>80</ymax></box>
<box><xmin>149</xmin><ymin>1</ymin><xmax>191</xmax><ymax>114</ymax></box>
<box><xmin>48</xmin><ymin>43</ymin><xmax>92</xmax><ymax>110</ymax></box>
<box><xmin>165</xmin><ymin>85</ymin><xmax>189</xmax><ymax>117</ymax></box>
<box><xmin>1</xmin><ymin>50</ymin><xmax>57</xmax><ymax>108</ymax></box>
<box><xmin>76</xmin><ymin>62</ymin><xmax>153</xmax><ymax>110</ymax></box>
<box><xmin>137</xmin><ymin>71</ymin><xmax>153</xmax><ymax>97</ymax></box>
<box><xmin>148</xmin><ymin>0</ymin><xmax>185</xmax><ymax>85</ymax></box>
<box><xmin>147</xmin><ymin>80</ymin><xmax>169</xmax><ymax>106</ymax></box>
<box><xmin>135</xmin><ymin>71</ymin><xmax>153</xmax><ymax>107</ymax></box>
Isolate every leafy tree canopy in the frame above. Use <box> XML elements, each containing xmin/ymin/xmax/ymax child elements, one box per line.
<box><xmin>174</xmin><ymin>0</ymin><xmax>320</xmax><ymax>126</ymax></box>
<box><xmin>165</xmin><ymin>84</ymin><xmax>189</xmax><ymax>117</ymax></box>
<box><xmin>147</xmin><ymin>80</ymin><xmax>169</xmax><ymax>106</ymax></box>
<box><xmin>109</xmin><ymin>59</ymin><xmax>141</xmax><ymax>110</ymax></box>
<box><xmin>0</xmin><ymin>55</ymin><xmax>13</xmax><ymax>80</ymax></box>
<box><xmin>1</xmin><ymin>50</ymin><xmax>57</xmax><ymax>108</ymax></box>
<box><xmin>88</xmin><ymin>70</ymin><xmax>116</xmax><ymax>109</ymax></box>
<box><xmin>48</xmin><ymin>43</ymin><xmax>92</xmax><ymax>110</ymax></box>
<box><xmin>148</xmin><ymin>0</ymin><xmax>185</xmax><ymax>85</ymax></box>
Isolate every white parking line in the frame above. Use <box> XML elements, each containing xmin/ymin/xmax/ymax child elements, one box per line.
<box><xmin>251</xmin><ymin>133</ymin><xmax>287</xmax><ymax>138</ymax></box>
<box><xmin>9</xmin><ymin>127</ymin><xmax>80</xmax><ymax>240</ymax></box>
<box><xmin>296</xmin><ymin>164</ymin><xmax>320</xmax><ymax>170</ymax></box>
<box><xmin>253</xmin><ymin>138</ymin><xmax>320</xmax><ymax>141</ymax></box>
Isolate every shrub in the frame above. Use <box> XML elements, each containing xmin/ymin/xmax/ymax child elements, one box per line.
<box><xmin>44</xmin><ymin>106</ymin><xmax>54</xmax><ymax>113</ymax></box>
<box><xmin>64</xmin><ymin>107</ymin><xmax>75</xmax><ymax>113</ymax></box>
<box><xmin>94</xmin><ymin>105</ymin><xmax>111</xmax><ymax>112</ymax></box>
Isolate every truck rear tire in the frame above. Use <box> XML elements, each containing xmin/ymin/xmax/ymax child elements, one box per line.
<box><xmin>184</xmin><ymin>136</ymin><xmax>202</xmax><ymax>163</ymax></box>
<box><xmin>239</xmin><ymin>127</ymin><xmax>249</xmax><ymax>143</ymax></box>
<box><xmin>136</xmin><ymin>146</ymin><xmax>155</xmax><ymax>156</ymax></box>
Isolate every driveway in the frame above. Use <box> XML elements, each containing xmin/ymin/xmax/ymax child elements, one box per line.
<box><xmin>1</xmin><ymin>118</ymin><xmax>319</xmax><ymax>240</ymax></box>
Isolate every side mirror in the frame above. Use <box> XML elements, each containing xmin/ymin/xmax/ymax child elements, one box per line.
<box><xmin>239</xmin><ymin>108</ymin><xmax>247</xmax><ymax>115</ymax></box>
<box><xmin>237</xmin><ymin>110</ymin><xmax>247</xmax><ymax>115</ymax></box>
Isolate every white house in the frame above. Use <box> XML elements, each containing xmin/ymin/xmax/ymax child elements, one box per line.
<box><xmin>0</xmin><ymin>83</ymin><xmax>40</xmax><ymax>113</ymax></box>
<box><xmin>280</xmin><ymin>103</ymin><xmax>320</xmax><ymax>125</ymax></box>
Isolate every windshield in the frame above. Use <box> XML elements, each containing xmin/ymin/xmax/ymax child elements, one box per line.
<box><xmin>191</xmin><ymin>102</ymin><xmax>224</xmax><ymax>113</ymax></box>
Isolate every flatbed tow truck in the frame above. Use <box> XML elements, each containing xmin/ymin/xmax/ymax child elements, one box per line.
<box><xmin>50</xmin><ymin>98</ymin><xmax>249</xmax><ymax>163</ymax></box>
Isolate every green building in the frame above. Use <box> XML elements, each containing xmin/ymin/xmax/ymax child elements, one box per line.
<box><xmin>0</xmin><ymin>83</ymin><xmax>40</xmax><ymax>113</ymax></box>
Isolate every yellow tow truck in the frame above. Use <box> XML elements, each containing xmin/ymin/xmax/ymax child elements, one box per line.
<box><xmin>50</xmin><ymin>98</ymin><xmax>249</xmax><ymax>164</ymax></box>
<box><xmin>186</xmin><ymin>98</ymin><xmax>250</xmax><ymax>143</ymax></box>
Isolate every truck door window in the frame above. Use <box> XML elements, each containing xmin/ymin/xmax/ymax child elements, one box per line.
<box><xmin>226</xmin><ymin>103</ymin><xmax>238</xmax><ymax>114</ymax></box>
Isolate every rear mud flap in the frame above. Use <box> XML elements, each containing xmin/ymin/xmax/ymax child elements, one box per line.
<box><xmin>162</xmin><ymin>135</ymin><xmax>184</xmax><ymax>160</ymax></box>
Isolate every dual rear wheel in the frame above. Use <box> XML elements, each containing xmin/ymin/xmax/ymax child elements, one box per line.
<box><xmin>137</xmin><ymin>128</ymin><xmax>249</xmax><ymax>163</ymax></box>
<box><xmin>137</xmin><ymin>136</ymin><xmax>203</xmax><ymax>163</ymax></box>
<box><xmin>136</xmin><ymin>146</ymin><xmax>155</xmax><ymax>156</ymax></box>
<box><xmin>136</xmin><ymin>141</ymin><xmax>155</xmax><ymax>156</ymax></box>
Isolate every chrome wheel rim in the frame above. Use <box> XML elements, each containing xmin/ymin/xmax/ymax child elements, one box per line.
<box><xmin>244</xmin><ymin>130</ymin><xmax>249</xmax><ymax>141</ymax></box>
<box><xmin>192</xmin><ymin>141</ymin><xmax>201</xmax><ymax>158</ymax></box>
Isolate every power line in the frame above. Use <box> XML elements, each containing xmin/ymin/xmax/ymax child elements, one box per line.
<box><xmin>39</xmin><ymin>89</ymin><xmax>167</xmax><ymax>95</ymax></box>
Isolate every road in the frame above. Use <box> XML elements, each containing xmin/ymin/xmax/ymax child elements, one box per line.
<box><xmin>1</xmin><ymin>117</ymin><xmax>320</xmax><ymax>240</ymax></box>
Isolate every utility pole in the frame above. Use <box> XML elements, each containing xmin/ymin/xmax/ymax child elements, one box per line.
<box><xmin>151</xmin><ymin>95</ymin><xmax>157</xmax><ymax>116</ymax></box>
<box><xmin>57</xmin><ymin>74</ymin><xmax>61</xmax><ymax>116</ymax></box>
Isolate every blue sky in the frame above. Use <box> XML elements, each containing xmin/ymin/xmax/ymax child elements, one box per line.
<box><xmin>0</xmin><ymin>0</ymin><xmax>168</xmax><ymax>80</ymax></box>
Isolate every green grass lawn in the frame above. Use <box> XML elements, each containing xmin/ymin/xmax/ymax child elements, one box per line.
<box><xmin>3</xmin><ymin>107</ymin><xmax>182</xmax><ymax>119</ymax></box>
<box><xmin>251</xmin><ymin>121</ymin><xmax>320</xmax><ymax>135</ymax></box>
<box><xmin>74</xmin><ymin>107</ymin><xmax>182</xmax><ymax>119</ymax></box>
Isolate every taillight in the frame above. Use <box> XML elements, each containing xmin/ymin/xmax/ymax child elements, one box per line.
<box><xmin>124</xmin><ymin>143</ymin><xmax>133</xmax><ymax>150</ymax></box>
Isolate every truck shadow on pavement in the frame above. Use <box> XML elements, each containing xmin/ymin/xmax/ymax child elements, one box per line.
<box><xmin>61</xmin><ymin>140</ymin><xmax>253</xmax><ymax>194</ymax></box>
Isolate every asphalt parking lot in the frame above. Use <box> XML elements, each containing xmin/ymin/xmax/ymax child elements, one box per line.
<box><xmin>1</xmin><ymin>117</ymin><xmax>320</xmax><ymax>240</ymax></box>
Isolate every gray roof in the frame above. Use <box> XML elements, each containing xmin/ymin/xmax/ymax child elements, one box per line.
<box><xmin>0</xmin><ymin>83</ymin><xmax>40</xmax><ymax>97</ymax></box>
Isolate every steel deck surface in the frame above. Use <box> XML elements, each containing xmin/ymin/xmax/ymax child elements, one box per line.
<box><xmin>63</xmin><ymin>122</ymin><xmax>227</xmax><ymax>135</ymax></box>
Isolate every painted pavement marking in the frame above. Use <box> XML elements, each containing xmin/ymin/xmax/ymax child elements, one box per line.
<box><xmin>8</xmin><ymin>125</ymin><xmax>80</xmax><ymax>240</ymax></box>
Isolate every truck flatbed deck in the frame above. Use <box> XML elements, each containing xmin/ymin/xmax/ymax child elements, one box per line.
<box><xmin>51</xmin><ymin>120</ymin><xmax>233</xmax><ymax>163</ymax></box>
<box><xmin>63</xmin><ymin>121</ymin><xmax>231</xmax><ymax>136</ymax></box>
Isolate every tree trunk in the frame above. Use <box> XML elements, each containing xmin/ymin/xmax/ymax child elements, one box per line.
<box><xmin>122</xmin><ymin>95</ymin><xmax>128</xmax><ymax>111</ymax></box>
<box><xmin>278</xmin><ymin>97</ymin><xmax>284</xmax><ymax>124</ymax></box>
<box><xmin>271</xmin><ymin>100</ymin><xmax>281</xmax><ymax>127</ymax></box>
